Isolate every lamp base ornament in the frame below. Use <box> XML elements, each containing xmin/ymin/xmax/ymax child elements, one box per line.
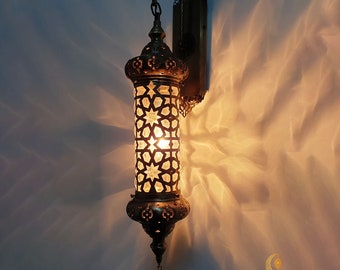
<box><xmin>126</xmin><ymin>193</ymin><xmax>190</xmax><ymax>267</ymax></box>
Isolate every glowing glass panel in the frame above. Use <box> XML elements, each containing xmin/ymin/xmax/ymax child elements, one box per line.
<box><xmin>134</xmin><ymin>81</ymin><xmax>181</xmax><ymax>194</ymax></box>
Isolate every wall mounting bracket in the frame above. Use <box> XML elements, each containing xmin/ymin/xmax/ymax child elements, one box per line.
<box><xmin>173</xmin><ymin>0</ymin><xmax>207</xmax><ymax>115</ymax></box>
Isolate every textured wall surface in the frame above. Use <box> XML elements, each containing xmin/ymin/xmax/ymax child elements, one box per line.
<box><xmin>1</xmin><ymin>0</ymin><xmax>339</xmax><ymax>269</ymax></box>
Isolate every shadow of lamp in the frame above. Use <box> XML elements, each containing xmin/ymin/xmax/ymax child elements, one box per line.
<box><xmin>125</xmin><ymin>0</ymin><xmax>207</xmax><ymax>268</ymax></box>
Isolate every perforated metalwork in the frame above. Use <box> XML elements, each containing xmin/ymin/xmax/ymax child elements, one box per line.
<box><xmin>134</xmin><ymin>81</ymin><xmax>180</xmax><ymax>194</ymax></box>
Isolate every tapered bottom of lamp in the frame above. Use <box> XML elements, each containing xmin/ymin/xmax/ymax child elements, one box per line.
<box><xmin>126</xmin><ymin>193</ymin><xmax>190</xmax><ymax>268</ymax></box>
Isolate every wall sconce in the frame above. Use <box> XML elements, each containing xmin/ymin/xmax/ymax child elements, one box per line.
<box><xmin>125</xmin><ymin>0</ymin><xmax>207</xmax><ymax>268</ymax></box>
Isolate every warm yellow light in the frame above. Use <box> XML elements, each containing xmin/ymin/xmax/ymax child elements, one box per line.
<box><xmin>125</xmin><ymin>9</ymin><xmax>191</xmax><ymax>267</ymax></box>
<box><xmin>157</xmin><ymin>138</ymin><xmax>169</xmax><ymax>149</ymax></box>
<box><xmin>154</xmin><ymin>126</ymin><xmax>163</xmax><ymax>138</ymax></box>
<box><xmin>133</xmin><ymin>82</ymin><xmax>181</xmax><ymax>194</ymax></box>
<box><xmin>145</xmin><ymin>164</ymin><xmax>161</xmax><ymax>181</ymax></box>
<box><xmin>144</xmin><ymin>110</ymin><xmax>159</xmax><ymax>126</ymax></box>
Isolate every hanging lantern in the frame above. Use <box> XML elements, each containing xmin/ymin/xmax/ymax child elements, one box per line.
<box><xmin>125</xmin><ymin>0</ymin><xmax>207</xmax><ymax>268</ymax></box>
<box><xmin>125</xmin><ymin>1</ymin><xmax>190</xmax><ymax>268</ymax></box>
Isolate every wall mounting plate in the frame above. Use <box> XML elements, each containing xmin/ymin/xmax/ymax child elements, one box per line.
<box><xmin>173</xmin><ymin>0</ymin><xmax>207</xmax><ymax>110</ymax></box>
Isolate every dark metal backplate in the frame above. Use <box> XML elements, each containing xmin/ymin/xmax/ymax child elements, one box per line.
<box><xmin>173</xmin><ymin>0</ymin><xmax>207</xmax><ymax>101</ymax></box>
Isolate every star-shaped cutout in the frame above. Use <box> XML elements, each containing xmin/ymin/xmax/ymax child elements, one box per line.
<box><xmin>144</xmin><ymin>110</ymin><xmax>159</xmax><ymax>126</ymax></box>
<box><xmin>145</xmin><ymin>164</ymin><xmax>161</xmax><ymax>181</ymax></box>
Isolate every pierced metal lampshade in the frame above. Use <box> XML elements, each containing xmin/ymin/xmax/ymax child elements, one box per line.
<box><xmin>125</xmin><ymin>2</ymin><xmax>190</xmax><ymax>268</ymax></box>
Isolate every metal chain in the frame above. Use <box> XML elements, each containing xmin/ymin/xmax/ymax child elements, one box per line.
<box><xmin>151</xmin><ymin>0</ymin><xmax>162</xmax><ymax>18</ymax></box>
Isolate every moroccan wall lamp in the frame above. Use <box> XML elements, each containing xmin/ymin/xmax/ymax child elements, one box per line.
<box><xmin>125</xmin><ymin>0</ymin><xmax>207</xmax><ymax>268</ymax></box>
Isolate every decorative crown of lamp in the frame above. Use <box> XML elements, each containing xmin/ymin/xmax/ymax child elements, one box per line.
<box><xmin>125</xmin><ymin>0</ymin><xmax>207</xmax><ymax>268</ymax></box>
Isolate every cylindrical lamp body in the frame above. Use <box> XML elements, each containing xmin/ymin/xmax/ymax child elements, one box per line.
<box><xmin>125</xmin><ymin>15</ymin><xmax>190</xmax><ymax>267</ymax></box>
<box><xmin>134</xmin><ymin>80</ymin><xmax>181</xmax><ymax>195</ymax></box>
